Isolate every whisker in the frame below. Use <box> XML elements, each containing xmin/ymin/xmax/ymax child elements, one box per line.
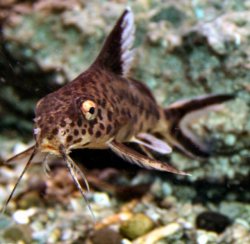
<box><xmin>60</xmin><ymin>147</ymin><xmax>95</xmax><ymax>221</ymax></box>
<box><xmin>43</xmin><ymin>154</ymin><xmax>52</xmax><ymax>177</ymax></box>
<box><xmin>1</xmin><ymin>146</ymin><xmax>37</xmax><ymax>214</ymax></box>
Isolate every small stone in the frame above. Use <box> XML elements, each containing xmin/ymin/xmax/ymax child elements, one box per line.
<box><xmin>225</xmin><ymin>134</ymin><xmax>236</xmax><ymax>146</ymax></box>
<box><xmin>3</xmin><ymin>224</ymin><xmax>32</xmax><ymax>243</ymax></box>
<box><xmin>18</xmin><ymin>191</ymin><xmax>43</xmax><ymax>209</ymax></box>
<box><xmin>91</xmin><ymin>227</ymin><xmax>122</xmax><ymax>244</ymax></box>
<box><xmin>196</xmin><ymin>211</ymin><xmax>231</xmax><ymax>233</ymax></box>
<box><xmin>196</xmin><ymin>230</ymin><xmax>218</xmax><ymax>244</ymax></box>
<box><xmin>120</xmin><ymin>213</ymin><xmax>154</xmax><ymax>240</ymax></box>
<box><xmin>93</xmin><ymin>192</ymin><xmax>111</xmax><ymax>207</ymax></box>
<box><xmin>48</xmin><ymin>228</ymin><xmax>61</xmax><ymax>243</ymax></box>
<box><xmin>61</xmin><ymin>229</ymin><xmax>73</xmax><ymax>241</ymax></box>
<box><xmin>13</xmin><ymin>208</ymin><xmax>36</xmax><ymax>224</ymax></box>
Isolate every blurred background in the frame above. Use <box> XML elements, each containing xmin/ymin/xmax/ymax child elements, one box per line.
<box><xmin>0</xmin><ymin>0</ymin><xmax>249</xmax><ymax>243</ymax></box>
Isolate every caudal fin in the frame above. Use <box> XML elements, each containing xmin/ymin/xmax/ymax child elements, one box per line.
<box><xmin>164</xmin><ymin>94</ymin><xmax>235</xmax><ymax>158</ymax></box>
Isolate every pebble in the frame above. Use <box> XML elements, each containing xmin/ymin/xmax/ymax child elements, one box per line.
<box><xmin>91</xmin><ymin>227</ymin><xmax>123</xmax><ymax>244</ymax></box>
<box><xmin>3</xmin><ymin>224</ymin><xmax>32</xmax><ymax>243</ymax></box>
<box><xmin>225</xmin><ymin>134</ymin><xmax>236</xmax><ymax>146</ymax></box>
<box><xmin>133</xmin><ymin>222</ymin><xmax>181</xmax><ymax>244</ymax></box>
<box><xmin>120</xmin><ymin>213</ymin><xmax>154</xmax><ymax>240</ymax></box>
<box><xmin>18</xmin><ymin>191</ymin><xmax>42</xmax><ymax>209</ymax></box>
<box><xmin>93</xmin><ymin>192</ymin><xmax>111</xmax><ymax>207</ymax></box>
<box><xmin>48</xmin><ymin>228</ymin><xmax>61</xmax><ymax>243</ymax></box>
<box><xmin>13</xmin><ymin>208</ymin><xmax>37</xmax><ymax>224</ymax></box>
<box><xmin>196</xmin><ymin>230</ymin><xmax>218</xmax><ymax>244</ymax></box>
<box><xmin>196</xmin><ymin>211</ymin><xmax>231</xmax><ymax>233</ymax></box>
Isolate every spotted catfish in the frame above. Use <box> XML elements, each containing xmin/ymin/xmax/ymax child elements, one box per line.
<box><xmin>4</xmin><ymin>7</ymin><xmax>234</xmax><ymax>211</ymax></box>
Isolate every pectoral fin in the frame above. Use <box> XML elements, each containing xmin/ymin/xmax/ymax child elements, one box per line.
<box><xmin>107</xmin><ymin>140</ymin><xmax>189</xmax><ymax>176</ymax></box>
<box><xmin>132</xmin><ymin>133</ymin><xmax>172</xmax><ymax>154</ymax></box>
<box><xmin>5</xmin><ymin>145</ymin><xmax>45</xmax><ymax>164</ymax></box>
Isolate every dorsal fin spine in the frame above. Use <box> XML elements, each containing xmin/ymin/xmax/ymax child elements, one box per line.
<box><xmin>91</xmin><ymin>7</ymin><xmax>135</xmax><ymax>77</ymax></box>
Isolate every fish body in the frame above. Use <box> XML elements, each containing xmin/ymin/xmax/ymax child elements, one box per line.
<box><xmin>4</xmin><ymin>7</ymin><xmax>234</xmax><ymax>212</ymax></box>
<box><xmin>35</xmin><ymin>68</ymin><xmax>162</xmax><ymax>153</ymax></box>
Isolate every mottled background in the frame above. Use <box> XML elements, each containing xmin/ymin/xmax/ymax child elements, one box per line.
<box><xmin>0</xmin><ymin>0</ymin><xmax>249</xmax><ymax>243</ymax></box>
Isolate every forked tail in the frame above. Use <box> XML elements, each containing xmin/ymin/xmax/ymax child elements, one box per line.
<box><xmin>164</xmin><ymin>94</ymin><xmax>235</xmax><ymax>157</ymax></box>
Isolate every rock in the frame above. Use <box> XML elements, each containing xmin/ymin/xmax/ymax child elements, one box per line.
<box><xmin>18</xmin><ymin>191</ymin><xmax>43</xmax><ymax>209</ymax></box>
<box><xmin>196</xmin><ymin>230</ymin><xmax>218</xmax><ymax>244</ymax></box>
<box><xmin>2</xmin><ymin>224</ymin><xmax>32</xmax><ymax>243</ymax></box>
<box><xmin>90</xmin><ymin>227</ymin><xmax>123</xmax><ymax>244</ymax></box>
<box><xmin>120</xmin><ymin>213</ymin><xmax>154</xmax><ymax>240</ymax></box>
<box><xmin>196</xmin><ymin>211</ymin><xmax>232</xmax><ymax>233</ymax></box>
<box><xmin>48</xmin><ymin>228</ymin><xmax>61</xmax><ymax>243</ymax></box>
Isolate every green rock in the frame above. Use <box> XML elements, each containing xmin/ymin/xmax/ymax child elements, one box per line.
<box><xmin>18</xmin><ymin>191</ymin><xmax>43</xmax><ymax>209</ymax></box>
<box><xmin>3</xmin><ymin>224</ymin><xmax>32</xmax><ymax>243</ymax></box>
<box><xmin>120</xmin><ymin>213</ymin><xmax>154</xmax><ymax>240</ymax></box>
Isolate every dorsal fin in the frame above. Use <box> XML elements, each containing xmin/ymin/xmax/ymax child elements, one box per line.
<box><xmin>92</xmin><ymin>7</ymin><xmax>135</xmax><ymax>77</ymax></box>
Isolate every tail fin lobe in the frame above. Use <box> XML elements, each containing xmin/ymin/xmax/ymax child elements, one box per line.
<box><xmin>164</xmin><ymin>94</ymin><xmax>235</xmax><ymax>158</ymax></box>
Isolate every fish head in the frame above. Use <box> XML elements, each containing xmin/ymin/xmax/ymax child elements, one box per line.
<box><xmin>32</xmin><ymin>6</ymin><xmax>137</xmax><ymax>156</ymax></box>
<box><xmin>33</xmin><ymin>82</ymin><xmax>115</xmax><ymax>155</ymax></box>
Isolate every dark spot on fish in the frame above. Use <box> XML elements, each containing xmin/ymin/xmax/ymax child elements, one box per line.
<box><xmin>66</xmin><ymin>135</ymin><xmax>73</xmax><ymax>143</ymax></box>
<box><xmin>74</xmin><ymin>129</ymin><xmax>79</xmax><ymax>136</ymax></box>
<box><xmin>89</xmin><ymin>118</ymin><xmax>97</xmax><ymax>126</ymax></box>
<box><xmin>60</xmin><ymin>120</ymin><xmax>66</xmax><ymax>127</ymax></box>
<box><xmin>127</xmin><ymin>110</ymin><xmax>132</xmax><ymax>119</ymax></box>
<box><xmin>95</xmin><ymin>130</ymin><xmax>102</xmax><ymax>138</ymax></box>
<box><xmin>108</xmin><ymin>110</ymin><xmax>113</xmax><ymax>121</ymax></box>
<box><xmin>106</xmin><ymin>124</ymin><xmax>112</xmax><ymax>134</ymax></box>
<box><xmin>97</xmin><ymin>99</ymin><xmax>102</xmax><ymax>105</ymax></box>
<box><xmin>77</xmin><ymin>119</ymin><xmax>82</xmax><ymax>127</ymax></box>
<box><xmin>74</xmin><ymin>138</ymin><xmax>82</xmax><ymax>144</ymax></box>
<box><xmin>101</xmin><ymin>99</ymin><xmax>106</xmax><ymax>108</ymax></box>
<box><xmin>82</xmin><ymin>142</ymin><xmax>90</xmax><ymax>147</ymax></box>
<box><xmin>52</xmin><ymin>128</ymin><xmax>58</xmax><ymax>135</ymax></box>
<box><xmin>97</xmin><ymin>108</ymin><xmax>103</xmax><ymax>120</ymax></box>
<box><xmin>47</xmin><ymin>135</ymin><xmax>54</xmax><ymax>140</ymax></box>
<box><xmin>48</xmin><ymin>117</ymin><xmax>54</xmax><ymax>124</ymax></box>
<box><xmin>88</xmin><ymin>127</ymin><xmax>93</xmax><ymax>135</ymax></box>
<box><xmin>121</xmin><ymin>108</ymin><xmax>126</xmax><ymax>116</ymax></box>
<box><xmin>81</xmin><ymin>129</ymin><xmax>86</xmax><ymax>135</ymax></box>
<box><xmin>99</xmin><ymin>123</ymin><xmax>105</xmax><ymax>130</ymax></box>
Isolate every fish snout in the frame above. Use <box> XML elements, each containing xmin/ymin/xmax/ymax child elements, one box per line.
<box><xmin>33</xmin><ymin>125</ymin><xmax>67</xmax><ymax>155</ymax></box>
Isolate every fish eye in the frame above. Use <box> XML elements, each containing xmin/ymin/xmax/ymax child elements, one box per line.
<box><xmin>80</xmin><ymin>100</ymin><xmax>97</xmax><ymax>120</ymax></box>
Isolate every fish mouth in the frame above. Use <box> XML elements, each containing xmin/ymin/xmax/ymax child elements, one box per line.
<box><xmin>39</xmin><ymin>141</ymin><xmax>61</xmax><ymax>155</ymax></box>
